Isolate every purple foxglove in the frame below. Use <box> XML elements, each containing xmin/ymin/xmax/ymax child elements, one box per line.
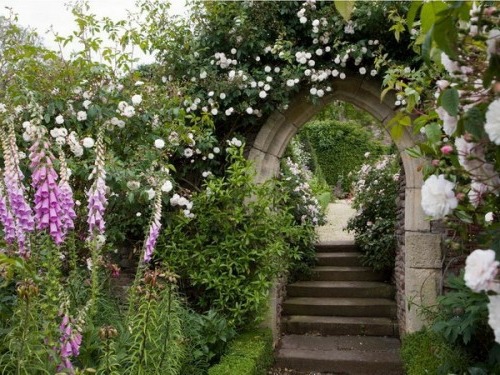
<box><xmin>58</xmin><ymin>150</ymin><xmax>76</xmax><ymax>234</ymax></box>
<box><xmin>29</xmin><ymin>140</ymin><xmax>65</xmax><ymax>244</ymax></box>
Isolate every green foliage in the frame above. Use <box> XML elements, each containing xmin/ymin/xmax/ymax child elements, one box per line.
<box><xmin>207</xmin><ymin>329</ymin><xmax>273</xmax><ymax>375</ymax></box>
<box><xmin>302</xmin><ymin>119</ymin><xmax>387</xmax><ymax>192</ymax></box>
<box><xmin>160</xmin><ymin>145</ymin><xmax>297</xmax><ymax>328</ymax></box>
<box><xmin>122</xmin><ymin>269</ymin><xmax>185</xmax><ymax>375</ymax></box>
<box><xmin>346</xmin><ymin>155</ymin><xmax>399</xmax><ymax>272</ymax></box>
<box><xmin>401</xmin><ymin>329</ymin><xmax>470</xmax><ymax>375</ymax></box>
<box><xmin>180</xmin><ymin>309</ymin><xmax>236</xmax><ymax>374</ymax></box>
<box><xmin>432</xmin><ymin>274</ymin><xmax>500</xmax><ymax>371</ymax></box>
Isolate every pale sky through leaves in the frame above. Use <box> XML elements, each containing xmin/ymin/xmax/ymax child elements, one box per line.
<box><xmin>0</xmin><ymin>1</ymin><xmax>187</xmax><ymax>63</ymax></box>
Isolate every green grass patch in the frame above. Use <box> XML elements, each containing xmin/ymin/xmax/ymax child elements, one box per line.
<box><xmin>401</xmin><ymin>329</ymin><xmax>470</xmax><ymax>375</ymax></box>
<box><xmin>207</xmin><ymin>328</ymin><xmax>274</xmax><ymax>375</ymax></box>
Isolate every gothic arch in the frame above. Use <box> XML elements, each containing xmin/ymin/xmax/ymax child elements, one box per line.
<box><xmin>248</xmin><ymin>75</ymin><xmax>441</xmax><ymax>334</ymax></box>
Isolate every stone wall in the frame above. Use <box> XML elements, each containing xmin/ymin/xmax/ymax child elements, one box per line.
<box><xmin>394</xmin><ymin>159</ymin><xmax>406</xmax><ymax>336</ymax></box>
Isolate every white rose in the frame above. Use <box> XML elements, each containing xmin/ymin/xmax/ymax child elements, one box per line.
<box><xmin>161</xmin><ymin>180</ymin><xmax>173</xmax><ymax>193</ymax></box>
<box><xmin>126</xmin><ymin>180</ymin><xmax>141</xmax><ymax>190</ymax></box>
<box><xmin>131</xmin><ymin>94</ymin><xmax>142</xmax><ymax>105</ymax></box>
<box><xmin>485</xmin><ymin>212</ymin><xmax>494</xmax><ymax>223</ymax></box>
<box><xmin>488</xmin><ymin>296</ymin><xmax>500</xmax><ymax>344</ymax></box>
<box><xmin>122</xmin><ymin>105</ymin><xmax>135</xmax><ymax>118</ymax></box>
<box><xmin>82</xmin><ymin>137</ymin><xmax>95</xmax><ymax>148</ymax></box>
<box><xmin>421</xmin><ymin>174</ymin><xmax>458</xmax><ymax>219</ymax></box>
<box><xmin>55</xmin><ymin>115</ymin><xmax>64</xmax><ymax>124</ymax></box>
<box><xmin>83</xmin><ymin>100</ymin><xmax>92</xmax><ymax>109</ymax></box>
<box><xmin>485</xmin><ymin>99</ymin><xmax>500</xmax><ymax>145</ymax></box>
<box><xmin>154</xmin><ymin>139</ymin><xmax>165</xmax><ymax>149</ymax></box>
<box><xmin>436</xmin><ymin>107</ymin><xmax>458</xmax><ymax>136</ymax></box>
<box><xmin>146</xmin><ymin>188</ymin><xmax>155</xmax><ymax>200</ymax></box>
<box><xmin>464</xmin><ymin>249</ymin><xmax>499</xmax><ymax>292</ymax></box>
<box><xmin>77</xmin><ymin>111</ymin><xmax>87</xmax><ymax>121</ymax></box>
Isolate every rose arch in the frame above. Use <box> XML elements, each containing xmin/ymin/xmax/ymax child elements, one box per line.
<box><xmin>247</xmin><ymin>74</ymin><xmax>441</xmax><ymax>335</ymax></box>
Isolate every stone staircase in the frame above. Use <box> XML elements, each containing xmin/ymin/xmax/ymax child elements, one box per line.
<box><xmin>273</xmin><ymin>241</ymin><xmax>403</xmax><ymax>375</ymax></box>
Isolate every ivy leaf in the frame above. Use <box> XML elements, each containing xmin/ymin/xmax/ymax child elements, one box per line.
<box><xmin>440</xmin><ymin>88</ymin><xmax>459</xmax><ymax>117</ymax></box>
<box><xmin>334</xmin><ymin>1</ymin><xmax>355</xmax><ymax>22</ymax></box>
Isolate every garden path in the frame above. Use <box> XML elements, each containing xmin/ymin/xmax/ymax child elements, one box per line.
<box><xmin>315</xmin><ymin>200</ymin><xmax>355</xmax><ymax>242</ymax></box>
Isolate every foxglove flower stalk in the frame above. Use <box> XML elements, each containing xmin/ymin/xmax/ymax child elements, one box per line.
<box><xmin>143</xmin><ymin>186</ymin><xmax>162</xmax><ymax>263</ymax></box>
<box><xmin>58</xmin><ymin>313</ymin><xmax>82</xmax><ymax>373</ymax></box>
<box><xmin>29</xmin><ymin>139</ymin><xmax>65</xmax><ymax>244</ymax></box>
<box><xmin>58</xmin><ymin>150</ymin><xmax>76</xmax><ymax>234</ymax></box>
<box><xmin>87</xmin><ymin>133</ymin><xmax>107</xmax><ymax>237</ymax></box>
<box><xmin>0</xmin><ymin>179</ymin><xmax>17</xmax><ymax>244</ymax></box>
<box><xmin>1</xmin><ymin>125</ymin><xmax>34</xmax><ymax>255</ymax></box>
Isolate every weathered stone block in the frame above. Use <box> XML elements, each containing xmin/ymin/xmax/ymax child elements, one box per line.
<box><xmin>252</xmin><ymin>111</ymin><xmax>286</xmax><ymax>152</ymax></box>
<box><xmin>248</xmin><ymin>148</ymin><xmax>279</xmax><ymax>184</ymax></box>
<box><xmin>404</xmin><ymin>267</ymin><xmax>441</xmax><ymax>332</ymax></box>
<box><xmin>405</xmin><ymin>232</ymin><xmax>442</xmax><ymax>269</ymax></box>
<box><xmin>404</xmin><ymin>188</ymin><xmax>431</xmax><ymax>232</ymax></box>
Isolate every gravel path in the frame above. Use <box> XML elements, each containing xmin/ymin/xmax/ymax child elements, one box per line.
<box><xmin>316</xmin><ymin>200</ymin><xmax>356</xmax><ymax>242</ymax></box>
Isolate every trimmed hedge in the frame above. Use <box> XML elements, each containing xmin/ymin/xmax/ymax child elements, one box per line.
<box><xmin>207</xmin><ymin>329</ymin><xmax>274</xmax><ymax>375</ymax></box>
<box><xmin>301</xmin><ymin>120</ymin><xmax>387</xmax><ymax>192</ymax></box>
<box><xmin>401</xmin><ymin>329</ymin><xmax>470</xmax><ymax>375</ymax></box>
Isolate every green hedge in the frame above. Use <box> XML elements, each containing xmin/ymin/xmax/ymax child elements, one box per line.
<box><xmin>401</xmin><ymin>329</ymin><xmax>470</xmax><ymax>375</ymax></box>
<box><xmin>301</xmin><ymin>120</ymin><xmax>387</xmax><ymax>192</ymax></box>
<box><xmin>207</xmin><ymin>329</ymin><xmax>274</xmax><ymax>375</ymax></box>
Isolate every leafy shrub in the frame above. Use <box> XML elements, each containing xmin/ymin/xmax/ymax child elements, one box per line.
<box><xmin>181</xmin><ymin>309</ymin><xmax>236</xmax><ymax>374</ymax></box>
<box><xmin>346</xmin><ymin>155</ymin><xmax>399</xmax><ymax>272</ymax></box>
<box><xmin>159</xmin><ymin>145</ymin><xmax>303</xmax><ymax>328</ymax></box>
<box><xmin>401</xmin><ymin>329</ymin><xmax>470</xmax><ymax>375</ymax></box>
<box><xmin>432</xmin><ymin>274</ymin><xmax>500</xmax><ymax>372</ymax></box>
<box><xmin>207</xmin><ymin>329</ymin><xmax>273</xmax><ymax>375</ymax></box>
<box><xmin>302</xmin><ymin>120</ymin><xmax>387</xmax><ymax>192</ymax></box>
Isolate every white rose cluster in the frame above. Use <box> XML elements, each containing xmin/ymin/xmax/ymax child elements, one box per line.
<box><xmin>421</xmin><ymin>174</ymin><xmax>458</xmax><ymax>219</ymax></box>
<box><xmin>464</xmin><ymin>249</ymin><xmax>499</xmax><ymax>292</ymax></box>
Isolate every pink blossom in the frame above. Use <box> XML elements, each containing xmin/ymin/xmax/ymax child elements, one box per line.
<box><xmin>440</xmin><ymin>145</ymin><xmax>453</xmax><ymax>154</ymax></box>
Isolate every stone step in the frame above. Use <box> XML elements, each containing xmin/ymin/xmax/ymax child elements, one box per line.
<box><xmin>312</xmin><ymin>266</ymin><xmax>386</xmax><ymax>281</ymax></box>
<box><xmin>287</xmin><ymin>281</ymin><xmax>395</xmax><ymax>299</ymax></box>
<box><xmin>316</xmin><ymin>252</ymin><xmax>361</xmax><ymax>266</ymax></box>
<box><xmin>315</xmin><ymin>241</ymin><xmax>357</xmax><ymax>253</ymax></box>
<box><xmin>275</xmin><ymin>335</ymin><xmax>403</xmax><ymax>375</ymax></box>
<box><xmin>282</xmin><ymin>315</ymin><xmax>399</xmax><ymax>337</ymax></box>
<box><xmin>282</xmin><ymin>297</ymin><xmax>397</xmax><ymax>318</ymax></box>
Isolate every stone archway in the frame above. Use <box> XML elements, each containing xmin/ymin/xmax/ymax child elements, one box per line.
<box><xmin>248</xmin><ymin>75</ymin><xmax>441</xmax><ymax>334</ymax></box>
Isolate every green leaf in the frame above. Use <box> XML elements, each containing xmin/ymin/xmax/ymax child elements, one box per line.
<box><xmin>455</xmin><ymin>210</ymin><xmax>473</xmax><ymax>224</ymax></box>
<box><xmin>406</xmin><ymin>1</ymin><xmax>423</xmax><ymax>31</ymax></box>
<box><xmin>440</xmin><ymin>88</ymin><xmax>459</xmax><ymax>117</ymax></box>
<box><xmin>425</xmin><ymin>122</ymin><xmax>442</xmax><ymax>143</ymax></box>
<box><xmin>433</xmin><ymin>15</ymin><xmax>458</xmax><ymax>59</ymax></box>
<box><xmin>420</xmin><ymin>2</ymin><xmax>447</xmax><ymax>34</ymax></box>
<box><xmin>334</xmin><ymin>1</ymin><xmax>355</xmax><ymax>22</ymax></box>
<box><xmin>422</xmin><ymin>27</ymin><xmax>433</xmax><ymax>64</ymax></box>
<box><xmin>463</xmin><ymin>106</ymin><xmax>485</xmax><ymax>139</ymax></box>
<box><xmin>483</xmin><ymin>54</ymin><xmax>500</xmax><ymax>88</ymax></box>
<box><xmin>406</xmin><ymin>146</ymin><xmax>423</xmax><ymax>159</ymax></box>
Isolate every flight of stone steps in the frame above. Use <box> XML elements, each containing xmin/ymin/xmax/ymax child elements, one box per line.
<box><xmin>273</xmin><ymin>241</ymin><xmax>403</xmax><ymax>375</ymax></box>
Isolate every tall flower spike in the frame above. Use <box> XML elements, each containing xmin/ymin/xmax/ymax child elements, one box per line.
<box><xmin>29</xmin><ymin>137</ymin><xmax>65</xmax><ymax>244</ymax></box>
<box><xmin>87</xmin><ymin>131</ymin><xmax>107</xmax><ymax>238</ymax></box>
<box><xmin>1</xmin><ymin>124</ymin><xmax>35</xmax><ymax>256</ymax></box>
<box><xmin>0</xmin><ymin>176</ymin><xmax>17</xmax><ymax>244</ymax></box>
<box><xmin>143</xmin><ymin>185</ymin><xmax>163</xmax><ymax>263</ymax></box>
<box><xmin>58</xmin><ymin>148</ymin><xmax>76</xmax><ymax>235</ymax></box>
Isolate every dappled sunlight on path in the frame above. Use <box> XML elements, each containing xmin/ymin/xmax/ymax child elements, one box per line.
<box><xmin>316</xmin><ymin>200</ymin><xmax>356</xmax><ymax>242</ymax></box>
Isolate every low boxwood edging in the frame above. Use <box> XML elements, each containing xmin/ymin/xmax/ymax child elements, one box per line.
<box><xmin>207</xmin><ymin>328</ymin><xmax>274</xmax><ymax>375</ymax></box>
